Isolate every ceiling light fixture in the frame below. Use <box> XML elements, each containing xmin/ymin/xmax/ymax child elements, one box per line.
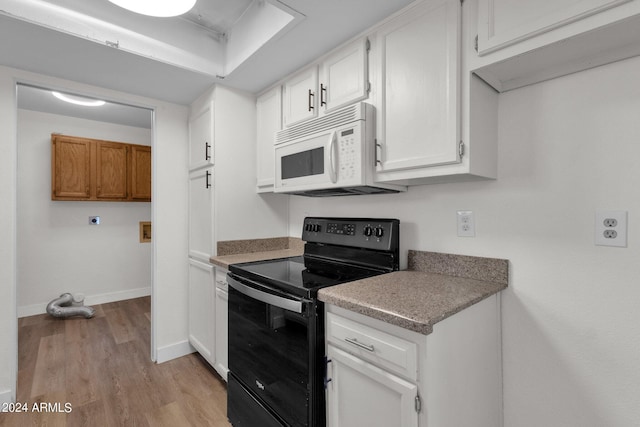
<box><xmin>52</xmin><ymin>91</ymin><xmax>106</xmax><ymax>107</ymax></box>
<box><xmin>107</xmin><ymin>0</ymin><xmax>197</xmax><ymax>17</ymax></box>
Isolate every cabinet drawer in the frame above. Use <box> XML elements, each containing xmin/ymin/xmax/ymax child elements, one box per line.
<box><xmin>326</xmin><ymin>312</ymin><xmax>417</xmax><ymax>380</ymax></box>
<box><xmin>215</xmin><ymin>268</ymin><xmax>228</xmax><ymax>291</ymax></box>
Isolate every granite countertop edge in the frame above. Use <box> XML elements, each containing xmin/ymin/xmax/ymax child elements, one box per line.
<box><xmin>318</xmin><ymin>251</ymin><xmax>509</xmax><ymax>335</ymax></box>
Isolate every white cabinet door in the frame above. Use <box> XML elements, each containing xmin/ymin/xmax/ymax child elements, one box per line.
<box><xmin>282</xmin><ymin>66</ymin><xmax>318</xmax><ymax>127</ymax></box>
<box><xmin>477</xmin><ymin>0</ymin><xmax>631</xmax><ymax>55</ymax></box>
<box><xmin>189</xmin><ymin>102</ymin><xmax>214</xmax><ymax>171</ymax></box>
<box><xmin>214</xmin><ymin>267</ymin><xmax>229</xmax><ymax>381</ymax></box>
<box><xmin>188</xmin><ymin>258</ymin><xmax>214</xmax><ymax>365</ymax></box>
<box><xmin>256</xmin><ymin>87</ymin><xmax>282</xmax><ymax>192</ymax></box>
<box><xmin>327</xmin><ymin>345</ymin><xmax>419</xmax><ymax>427</ymax></box>
<box><xmin>376</xmin><ymin>0</ymin><xmax>461</xmax><ymax>175</ymax></box>
<box><xmin>321</xmin><ymin>38</ymin><xmax>369</xmax><ymax>113</ymax></box>
<box><xmin>188</xmin><ymin>168</ymin><xmax>214</xmax><ymax>262</ymax></box>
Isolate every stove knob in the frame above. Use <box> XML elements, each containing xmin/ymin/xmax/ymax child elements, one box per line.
<box><xmin>313</xmin><ymin>224</ymin><xmax>321</xmax><ymax>233</ymax></box>
<box><xmin>375</xmin><ymin>227</ymin><xmax>384</xmax><ymax>238</ymax></box>
<box><xmin>305</xmin><ymin>224</ymin><xmax>312</xmax><ymax>232</ymax></box>
<box><xmin>363</xmin><ymin>226</ymin><xmax>373</xmax><ymax>237</ymax></box>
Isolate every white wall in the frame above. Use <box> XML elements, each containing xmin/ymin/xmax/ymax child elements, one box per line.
<box><xmin>16</xmin><ymin>109</ymin><xmax>152</xmax><ymax>316</ymax></box>
<box><xmin>0</xmin><ymin>65</ymin><xmax>190</xmax><ymax>402</ymax></box>
<box><xmin>289</xmin><ymin>56</ymin><xmax>640</xmax><ymax>426</ymax></box>
<box><xmin>0</xmin><ymin>67</ymin><xmax>19</xmax><ymax>405</ymax></box>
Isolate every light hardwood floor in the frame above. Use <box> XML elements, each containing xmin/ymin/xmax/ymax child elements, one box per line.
<box><xmin>1</xmin><ymin>297</ymin><xmax>231</xmax><ymax>426</ymax></box>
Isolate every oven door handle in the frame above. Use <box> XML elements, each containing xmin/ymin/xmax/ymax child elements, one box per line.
<box><xmin>227</xmin><ymin>276</ymin><xmax>303</xmax><ymax>314</ymax></box>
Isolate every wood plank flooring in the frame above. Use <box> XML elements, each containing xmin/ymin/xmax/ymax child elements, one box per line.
<box><xmin>1</xmin><ymin>297</ymin><xmax>231</xmax><ymax>426</ymax></box>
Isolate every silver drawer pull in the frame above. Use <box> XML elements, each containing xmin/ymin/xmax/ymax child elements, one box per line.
<box><xmin>345</xmin><ymin>337</ymin><xmax>374</xmax><ymax>352</ymax></box>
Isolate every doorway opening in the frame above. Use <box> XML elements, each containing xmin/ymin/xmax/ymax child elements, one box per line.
<box><xmin>15</xmin><ymin>83</ymin><xmax>155</xmax><ymax>395</ymax></box>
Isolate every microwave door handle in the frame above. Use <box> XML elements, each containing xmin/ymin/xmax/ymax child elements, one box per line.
<box><xmin>329</xmin><ymin>131</ymin><xmax>338</xmax><ymax>183</ymax></box>
<box><xmin>228</xmin><ymin>276</ymin><xmax>303</xmax><ymax>313</ymax></box>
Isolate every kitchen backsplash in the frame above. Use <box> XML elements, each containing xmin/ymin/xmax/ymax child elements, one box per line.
<box><xmin>217</xmin><ymin>237</ymin><xmax>304</xmax><ymax>256</ymax></box>
<box><xmin>408</xmin><ymin>250</ymin><xmax>509</xmax><ymax>285</ymax></box>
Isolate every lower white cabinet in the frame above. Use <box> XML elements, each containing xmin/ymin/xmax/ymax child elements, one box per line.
<box><xmin>214</xmin><ymin>267</ymin><xmax>229</xmax><ymax>381</ymax></box>
<box><xmin>325</xmin><ymin>295</ymin><xmax>503</xmax><ymax>427</ymax></box>
<box><xmin>326</xmin><ymin>345</ymin><xmax>419</xmax><ymax>427</ymax></box>
<box><xmin>188</xmin><ymin>258</ymin><xmax>215</xmax><ymax>366</ymax></box>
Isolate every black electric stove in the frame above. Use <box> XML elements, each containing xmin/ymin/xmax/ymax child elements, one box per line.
<box><xmin>227</xmin><ymin>217</ymin><xmax>400</xmax><ymax>427</ymax></box>
<box><xmin>228</xmin><ymin>255</ymin><xmax>390</xmax><ymax>299</ymax></box>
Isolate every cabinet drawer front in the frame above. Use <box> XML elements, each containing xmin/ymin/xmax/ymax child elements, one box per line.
<box><xmin>215</xmin><ymin>268</ymin><xmax>228</xmax><ymax>291</ymax></box>
<box><xmin>326</xmin><ymin>312</ymin><xmax>417</xmax><ymax>380</ymax></box>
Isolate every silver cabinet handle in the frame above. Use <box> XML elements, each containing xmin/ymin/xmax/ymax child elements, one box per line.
<box><xmin>345</xmin><ymin>337</ymin><xmax>374</xmax><ymax>352</ymax></box>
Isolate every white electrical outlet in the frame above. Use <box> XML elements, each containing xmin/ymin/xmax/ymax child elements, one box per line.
<box><xmin>595</xmin><ymin>211</ymin><xmax>627</xmax><ymax>247</ymax></box>
<box><xmin>457</xmin><ymin>210</ymin><xmax>475</xmax><ymax>237</ymax></box>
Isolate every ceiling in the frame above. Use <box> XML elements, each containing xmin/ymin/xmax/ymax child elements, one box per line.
<box><xmin>17</xmin><ymin>84</ymin><xmax>153</xmax><ymax>128</ymax></box>
<box><xmin>1</xmin><ymin>0</ymin><xmax>415</xmax><ymax>106</ymax></box>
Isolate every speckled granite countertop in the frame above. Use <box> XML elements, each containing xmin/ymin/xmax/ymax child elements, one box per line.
<box><xmin>318</xmin><ymin>250</ymin><xmax>508</xmax><ymax>335</ymax></box>
<box><xmin>210</xmin><ymin>237</ymin><xmax>304</xmax><ymax>269</ymax></box>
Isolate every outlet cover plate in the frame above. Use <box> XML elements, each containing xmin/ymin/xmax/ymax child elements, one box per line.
<box><xmin>457</xmin><ymin>210</ymin><xmax>475</xmax><ymax>237</ymax></box>
<box><xmin>595</xmin><ymin>210</ymin><xmax>627</xmax><ymax>247</ymax></box>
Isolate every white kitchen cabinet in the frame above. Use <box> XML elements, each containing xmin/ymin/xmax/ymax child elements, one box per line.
<box><xmin>471</xmin><ymin>0</ymin><xmax>640</xmax><ymax>92</ymax></box>
<box><xmin>256</xmin><ymin>87</ymin><xmax>282</xmax><ymax>192</ymax></box>
<box><xmin>320</xmin><ymin>38</ymin><xmax>369</xmax><ymax>113</ymax></box>
<box><xmin>188</xmin><ymin>167</ymin><xmax>214</xmax><ymax>262</ymax></box>
<box><xmin>326</xmin><ymin>345</ymin><xmax>418</xmax><ymax>427</ymax></box>
<box><xmin>477</xmin><ymin>0</ymin><xmax>631</xmax><ymax>56</ymax></box>
<box><xmin>188</xmin><ymin>101</ymin><xmax>214</xmax><ymax>171</ymax></box>
<box><xmin>188</xmin><ymin>258</ymin><xmax>215</xmax><ymax>366</ymax></box>
<box><xmin>325</xmin><ymin>295</ymin><xmax>503</xmax><ymax>427</ymax></box>
<box><xmin>371</xmin><ymin>0</ymin><xmax>497</xmax><ymax>185</ymax></box>
<box><xmin>282</xmin><ymin>66</ymin><xmax>318</xmax><ymax>127</ymax></box>
<box><xmin>214</xmin><ymin>267</ymin><xmax>229</xmax><ymax>381</ymax></box>
<box><xmin>374</xmin><ymin>0</ymin><xmax>461</xmax><ymax>176</ymax></box>
<box><xmin>282</xmin><ymin>38</ymin><xmax>370</xmax><ymax>128</ymax></box>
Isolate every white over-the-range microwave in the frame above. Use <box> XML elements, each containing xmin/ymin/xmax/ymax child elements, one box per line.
<box><xmin>274</xmin><ymin>102</ymin><xmax>407</xmax><ymax>196</ymax></box>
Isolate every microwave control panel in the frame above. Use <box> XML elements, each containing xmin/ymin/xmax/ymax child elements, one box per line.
<box><xmin>337</xmin><ymin>127</ymin><xmax>360</xmax><ymax>182</ymax></box>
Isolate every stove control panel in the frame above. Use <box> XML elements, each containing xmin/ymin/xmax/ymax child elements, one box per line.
<box><xmin>302</xmin><ymin>217</ymin><xmax>399</xmax><ymax>251</ymax></box>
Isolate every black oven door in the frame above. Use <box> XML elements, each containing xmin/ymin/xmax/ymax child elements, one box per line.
<box><xmin>227</xmin><ymin>273</ymin><xmax>322</xmax><ymax>427</ymax></box>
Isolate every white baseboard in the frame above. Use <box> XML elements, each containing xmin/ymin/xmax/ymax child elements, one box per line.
<box><xmin>17</xmin><ymin>287</ymin><xmax>152</xmax><ymax>318</ymax></box>
<box><xmin>0</xmin><ymin>388</ymin><xmax>14</xmax><ymax>407</ymax></box>
<box><xmin>155</xmin><ymin>340</ymin><xmax>195</xmax><ymax>364</ymax></box>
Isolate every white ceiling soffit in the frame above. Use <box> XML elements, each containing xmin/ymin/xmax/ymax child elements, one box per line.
<box><xmin>17</xmin><ymin>84</ymin><xmax>153</xmax><ymax>129</ymax></box>
<box><xmin>0</xmin><ymin>0</ymin><xmax>299</xmax><ymax>78</ymax></box>
<box><xmin>0</xmin><ymin>0</ymin><xmax>416</xmax><ymax>103</ymax></box>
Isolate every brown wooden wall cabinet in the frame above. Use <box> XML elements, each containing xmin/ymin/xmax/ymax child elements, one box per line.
<box><xmin>51</xmin><ymin>134</ymin><xmax>151</xmax><ymax>201</ymax></box>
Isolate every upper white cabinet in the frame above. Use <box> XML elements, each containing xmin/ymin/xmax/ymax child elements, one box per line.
<box><xmin>477</xmin><ymin>0</ymin><xmax>631</xmax><ymax>55</ymax></box>
<box><xmin>473</xmin><ymin>0</ymin><xmax>640</xmax><ymax>91</ymax></box>
<box><xmin>282</xmin><ymin>38</ymin><xmax>370</xmax><ymax>128</ymax></box>
<box><xmin>256</xmin><ymin>86</ymin><xmax>282</xmax><ymax>192</ymax></box>
<box><xmin>374</xmin><ymin>0</ymin><xmax>460</xmax><ymax>175</ymax></box>
<box><xmin>320</xmin><ymin>38</ymin><xmax>370</xmax><ymax>113</ymax></box>
<box><xmin>188</xmin><ymin>102</ymin><xmax>214</xmax><ymax>171</ymax></box>
<box><xmin>282</xmin><ymin>66</ymin><xmax>319</xmax><ymax>127</ymax></box>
